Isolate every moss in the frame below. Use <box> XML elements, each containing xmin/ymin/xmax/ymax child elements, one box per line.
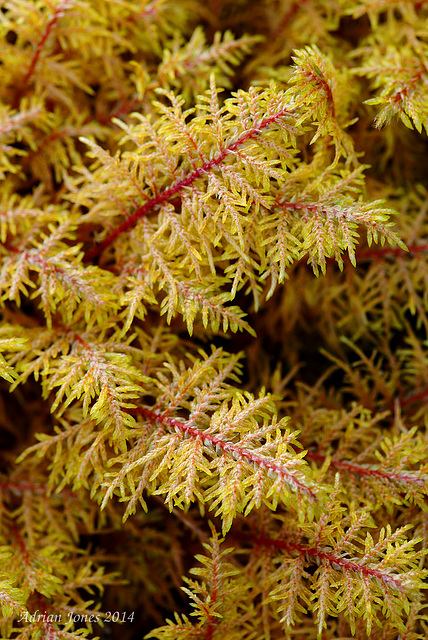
<box><xmin>0</xmin><ymin>1</ymin><xmax>428</xmax><ymax>639</ymax></box>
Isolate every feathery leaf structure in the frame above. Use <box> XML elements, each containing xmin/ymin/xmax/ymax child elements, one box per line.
<box><xmin>1</xmin><ymin>0</ymin><xmax>428</xmax><ymax>638</ymax></box>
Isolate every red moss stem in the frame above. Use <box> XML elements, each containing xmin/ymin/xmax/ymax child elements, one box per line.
<box><xmin>305</xmin><ymin>451</ymin><xmax>425</xmax><ymax>487</ymax></box>
<box><xmin>400</xmin><ymin>386</ymin><xmax>428</xmax><ymax>407</ymax></box>
<box><xmin>135</xmin><ymin>407</ymin><xmax>316</xmax><ymax>499</ymax></box>
<box><xmin>248</xmin><ymin>534</ymin><xmax>405</xmax><ymax>590</ymax></box>
<box><xmin>84</xmin><ymin>108</ymin><xmax>292</xmax><ymax>262</ymax></box>
<box><xmin>12</xmin><ymin>2</ymin><xmax>70</xmax><ymax>109</ymax></box>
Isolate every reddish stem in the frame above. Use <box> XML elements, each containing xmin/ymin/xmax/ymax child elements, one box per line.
<box><xmin>136</xmin><ymin>407</ymin><xmax>316</xmax><ymax>499</ymax></box>
<box><xmin>84</xmin><ymin>107</ymin><xmax>292</xmax><ymax>262</ymax></box>
<box><xmin>12</xmin><ymin>2</ymin><xmax>70</xmax><ymax>109</ymax></box>
<box><xmin>400</xmin><ymin>386</ymin><xmax>428</xmax><ymax>408</ymax></box>
<box><xmin>248</xmin><ymin>534</ymin><xmax>405</xmax><ymax>590</ymax></box>
<box><xmin>306</xmin><ymin>451</ymin><xmax>425</xmax><ymax>487</ymax></box>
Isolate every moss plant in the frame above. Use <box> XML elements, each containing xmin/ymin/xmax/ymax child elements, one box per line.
<box><xmin>1</xmin><ymin>1</ymin><xmax>428</xmax><ymax>639</ymax></box>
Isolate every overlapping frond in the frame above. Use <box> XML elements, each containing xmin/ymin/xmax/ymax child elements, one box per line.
<box><xmin>1</xmin><ymin>1</ymin><xmax>428</xmax><ymax>638</ymax></box>
<box><xmin>299</xmin><ymin>405</ymin><xmax>428</xmax><ymax>511</ymax></box>
<box><xmin>75</xmin><ymin>75</ymin><xmax>404</xmax><ymax>328</ymax></box>
<box><xmin>2</xmin><ymin>322</ymin><xmax>148</xmax><ymax>454</ymax></box>
<box><xmin>248</xmin><ymin>484</ymin><xmax>428</xmax><ymax>636</ymax></box>
<box><xmin>0</xmin><ymin>100</ymin><xmax>50</xmax><ymax>178</ymax></box>
<box><xmin>0</xmin><ymin>217</ymin><xmax>119</xmax><ymax>328</ymax></box>
<box><xmin>0</xmin><ymin>464</ymin><xmax>121</xmax><ymax>640</ymax></box>
<box><xmin>98</xmin><ymin>348</ymin><xmax>315</xmax><ymax>530</ymax></box>
<box><xmin>147</xmin><ymin>525</ymin><xmax>256</xmax><ymax>640</ymax></box>
<box><xmin>157</xmin><ymin>27</ymin><xmax>262</xmax><ymax>101</ymax></box>
<box><xmin>0</xmin><ymin>577</ymin><xmax>26</xmax><ymax>621</ymax></box>
<box><xmin>0</xmin><ymin>336</ymin><xmax>26</xmax><ymax>383</ymax></box>
<box><xmin>349</xmin><ymin>3</ymin><xmax>428</xmax><ymax>133</ymax></box>
<box><xmin>261</xmin><ymin>164</ymin><xmax>406</xmax><ymax>288</ymax></box>
<box><xmin>285</xmin><ymin>45</ymin><xmax>359</xmax><ymax>167</ymax></box>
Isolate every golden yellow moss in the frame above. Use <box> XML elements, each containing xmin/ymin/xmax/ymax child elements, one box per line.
<box><xmin>1</xmin><ymin>1</ymin><xmax>428</xmax><ymax>639</ymax></box>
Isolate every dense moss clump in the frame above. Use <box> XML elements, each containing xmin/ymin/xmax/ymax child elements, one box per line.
<box><xmin>1</xmin><ymin>1</ymin><xmax>428</xmax><ymax>639</ymax></box>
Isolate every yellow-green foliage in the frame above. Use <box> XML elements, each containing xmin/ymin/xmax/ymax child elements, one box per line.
<box><xmin>1</xmin><ymin>1</ymin><xmax>428</xmax><ymax>639</ymax></box>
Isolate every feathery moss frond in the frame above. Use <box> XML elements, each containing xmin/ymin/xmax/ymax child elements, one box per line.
<box><xmin>1</xmin><ymin>1</ymin><xmax>428</xmax><ymax>638</ymax></box>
